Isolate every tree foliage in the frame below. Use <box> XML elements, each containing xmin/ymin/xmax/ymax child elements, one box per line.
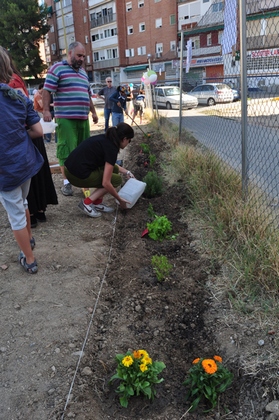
<box><xmin>0</xmin><ymin>0</ymin><xmax>50</xmax><ymax>79</ymax></box>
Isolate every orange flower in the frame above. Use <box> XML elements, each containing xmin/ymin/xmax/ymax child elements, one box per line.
<box><xmin>213</xmin><ymin>355</ymin><xmax>222</xmax><ymax>363</ymax></box>
<box><xmin>202</xmin><ymin>359</ymin><xmax>218</xmax><ymax>374</ymax></box>
<box><xmin>133</xmin><ymin>350</ymin><xmax>141</xmax><ymax>359</ymax></box>
<box><xmin>192</xmin><ymin>358</ymin><xmax>200</xmax><ymax>364</ymax></box>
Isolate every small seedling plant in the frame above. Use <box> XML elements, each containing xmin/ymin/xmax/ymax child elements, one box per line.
<box><xmin>109</xmin><ymin>349</ymin><xmax>166</xmax><ymax>408</ymax></box>
<box><xmin>140</xmin><ymin>142</ymin><xmax>151</xmax><ymax>154</ymax></box>
<box><xmin>151</xmin><ymin>254</ymin><xmax>173</xmax><ymax>281</ymax></box>
<box><xmin>147</xmin><ymin>215</ymin><xmax>172</xmax><ymax>241</ymax></box>
<box><xmin>183</xmin><ymin>355</ymin><xmax>233</xmax><ymax>412</ymax></box>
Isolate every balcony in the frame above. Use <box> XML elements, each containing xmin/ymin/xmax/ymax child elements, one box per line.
<box><xmin>93</xmin><ymin>57</ymin><xmax>119</xmax><ymax>70</ymax></box>
<box><xmin>90</xmin><ymin>13</ymin><xmax>116</xmax><ymax>29</ymax></box>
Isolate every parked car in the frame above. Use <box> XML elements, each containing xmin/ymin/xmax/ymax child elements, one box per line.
<box><xmin>188</xmin><ymin>83</ymin><xmax>234</xmax><ymax>106</ymax></box>
<box><xmin>90</xmin><ymin>86</ymin><xmax>105</xmax><ymax>106</ymax></box>
<box><xmin>232</xmin><ymin>88</ymin><xmax>241</xmax><ymax>101</ymax></box>
<box><xmin>154</xmin><ymin>86</ymin><xmax>198</xmax><ymax>109</ymax></box>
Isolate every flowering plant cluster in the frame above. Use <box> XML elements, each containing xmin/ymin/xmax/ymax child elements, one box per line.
<box><xmin>183</xmin><ymin>355</ymin><xmax>233</xmax><ymax>412</ymax></box>
<box><xmin>109</xmin><ymin>349</ymin><xmax>166</xmax><ymax>408</ymax></box>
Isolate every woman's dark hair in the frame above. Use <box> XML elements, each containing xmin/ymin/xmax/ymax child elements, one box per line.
<box><xmin>106</xmin><ymin>122</ymin><xmax>134</xmax><ymax>149</ymax></box>
<box><xmin>0</xmin><ymin>46</ymin><xmax>13</xmax><ymax>83</ymax></box>
<box><xmin>38</xmin><ymin>82</ymin><xmax>44</xmax><ymax>89</ymax></box>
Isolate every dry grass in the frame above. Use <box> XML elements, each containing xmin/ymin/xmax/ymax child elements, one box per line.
<box><xmin>151</xmin><ymin>115</ymin><xmax>279</xmax><ymax>317</ymax></box>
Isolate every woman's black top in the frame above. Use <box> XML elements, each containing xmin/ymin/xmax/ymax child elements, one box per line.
<box><xmin>64</xmin><ymin>134</ymin><xmax>119</xmax><ymax>179</ymax></box>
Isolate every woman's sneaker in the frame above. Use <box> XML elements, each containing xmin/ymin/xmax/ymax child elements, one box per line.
<box><xmin>61</xmin><ymin>183</ymin><xmax>73</xmax><ymax>196</ymax></box>
<box><xmin>78</xmin><ymin>200</ymin><xmax>102</xmax><ymax>218</ymax></box>
<box><xmin>93</xmin><ymin>203</ymin><xmax>114</xmax><ymax>213</ymax></box>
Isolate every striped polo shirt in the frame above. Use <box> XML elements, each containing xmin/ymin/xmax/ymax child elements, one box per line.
<box><xmin>44</xmin><ymin>60</ymin><xmax>91</xmax><ymax>120</ymax></box>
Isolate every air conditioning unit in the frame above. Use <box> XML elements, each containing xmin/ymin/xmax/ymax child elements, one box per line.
<box><xmin>156</xmin><ymin>52</ymin><xmax>162</xmax><ymax>58</ymax></box>
<box><xmin>114</xmin><ymin>68</ymin><xmax>120</xmax><ymax>73</ymax></box>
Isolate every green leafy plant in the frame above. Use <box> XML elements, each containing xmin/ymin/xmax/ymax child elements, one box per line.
<box><xmin>151</xmin><ymin>254</ymin><xmax>173</xmax><ymax>281</ymax></box>
<box><xmin>183</xmin><ymin>355</ymin><xmax>233</xmax><ymax>412</ymax></box>
<box><xmin>149</xmin><ymin>153</ymin><xmax>156</xmax><ymax>167</ymax></box>
<box><xmin>143</xmin><ymin>170</ymin><xmax>163</xmax><ymax>198</ymax></box>
<box><xmin>140</xmin><ymin>142</ymin><xmax>151</xmax><ymax>154</ymax></box>
<box><xmin>109</xmin><ymin>349</ymin><xmax>166</xmax><ymax>408</ymax></box>
<box><xmin>147</xmin><ymin>215</ymin><xmax>172</xmax><ymax>241</ymax></box>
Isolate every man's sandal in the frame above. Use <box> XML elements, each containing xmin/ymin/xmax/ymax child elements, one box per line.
<box><xmin>18</xmin><ymin>251</ymin><xmax>38</xmax><ymax>274</ymax></box>
<box><xmin>30</xmin><ymin>237</ymin><xmax>35</xmax><ymax>250</ymax></box>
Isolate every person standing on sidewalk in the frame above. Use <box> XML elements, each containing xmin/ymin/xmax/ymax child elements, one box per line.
<box><xmin>42</xmin><ymin>41</ymin><xmax>99</xmax><ymax>197</ymax></box>
<box><xmin>97</xmin><ymin>77</ymin><xmax>117</xmax><ymax>131</ymax></box>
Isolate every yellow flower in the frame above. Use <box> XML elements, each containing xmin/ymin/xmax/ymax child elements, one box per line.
<box><xmin>122</xmin><ymin>355</ymin><xmax>134</xmax><ymax>367</ymax></box>
<box><xmin>213</xmin><ymin>355</ymin><xmax>222</xmax><ymax>363</ymax></box>
<box><xmin>143</xmin><ymin>356</ymin><xmax>152</xmax><ymax>365</ymax></box>
<box><xmin>192</xmin><ymin>358</ymin><xmax>200</xmax><ymax>364</ymax></box>
<box><xmin>138</xmin><ymin>349</ymin><xmax>149</xmax><ymax>358</ymax></box>
<box><xmin>140</xmin><ymin>363</ymin><xmax>148</xmax><ymax>372</ymax></box>
<box><xmin>202</xmin><ymin>359</ymin><xmax>218</xmax><ymax>374</ymax></box>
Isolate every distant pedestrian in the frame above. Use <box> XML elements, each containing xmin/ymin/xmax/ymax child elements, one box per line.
<box><xmin>34</xmin><ymin>83</ymin><xmax>51</xmax><ymax>142</ymax></box>
<box><xmin>97</xmin><ymin>77</ymin><xmax>117</xmax><ymax>131</ymax></box>
<box><xmin>42</xmin><ymin>41</ymin><xmax>99</xmax><ymax>197</ymax></box>
<box><xmin>125</xmin><ymin>85</ymin><xmax>134</xmax><ymax>117</ymax></box>
<box><xmin>132</xmin><ymin>89</ymin><xmax>145</xmax><ymax>125</ymax></box>
<box><xmin>109</xmin><ymin>85</ymin><xmax>129</xmax><ymax>126</ymax></box>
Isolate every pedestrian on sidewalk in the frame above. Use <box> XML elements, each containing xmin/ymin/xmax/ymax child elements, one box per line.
<box><xmin>42</xmin><ymin>41</ymin><xmax>99</xmax><ymax>197</ymax></box>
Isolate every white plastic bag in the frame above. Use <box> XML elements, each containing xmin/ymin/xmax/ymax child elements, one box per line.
<box><xmin>39</xmin><ymin>118</ymin><xmax>57</xmax><ymax>134</ymax></box>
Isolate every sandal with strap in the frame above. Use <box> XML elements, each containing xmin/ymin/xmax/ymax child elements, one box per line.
<box><xmin>30</xmin><ymin>237</ymin><xmax>35</xmax><ymax>250</ymax></box>
<box><xmin>18</xmin><ymin>251</ymin><xmax>38</xmax><ymax>274</ymax></box>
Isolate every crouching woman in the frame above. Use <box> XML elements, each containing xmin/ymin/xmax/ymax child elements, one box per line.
<box><xmin>64</xmin><ymin>122</ymin><xmax>135</xmax><ymax>217</ymax></box>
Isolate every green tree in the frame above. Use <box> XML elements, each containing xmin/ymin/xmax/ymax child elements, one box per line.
<box><xmin>0</xmin><ymin>0</ymin><xmax>50</xmax><ymax>79</ymax></box>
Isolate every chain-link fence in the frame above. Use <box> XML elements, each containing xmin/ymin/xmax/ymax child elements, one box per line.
<box><xmin>171</xmin><ymin>1</ymin><xmax>279</xmax><ymax>234</ymax></box>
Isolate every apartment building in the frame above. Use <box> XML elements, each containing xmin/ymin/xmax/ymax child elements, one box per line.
<box><xmin>45</xmin><ymin>0</ymin><xmax>93</xmax><ymax>79</ymax></box>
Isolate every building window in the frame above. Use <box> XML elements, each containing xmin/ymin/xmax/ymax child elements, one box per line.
<box><xmin>203</xmin><ymin>0</ymin><xmax>209</xmax><ymax>2</ymax></box>
<box><xmin>126</xmin><ymin>2</ymin><xmax>132</xmax><ymax>12</ymax></box>
<box><xmin>207</xmin><ymin>33</ymin><xmax>212</xmax><ymax>46</ymax></box>
<box><xmin>92</xmin><ymin>34</ymin><xmax>99</xmax><ymax>42</ymax></box>
<box><xmin>156</xmin><ymin>43</ymin><xmax>163</xmax><ymax>53</ymax></box>
<box><xmin>107</xmin><ymin>48</ymin><xmax>118</xmax><ymax>59</ymax></box>
<box><xmin>125</xmin><ymin>48</ymin><xmax>135</xmax><ymax>57</ymax></box>
<box><xmin>85</xmin><ymin>35</ymin><xmax>88</xmax><ymax>44</ymax></box>
<box><xmin>111</xmin><ymin>28</ymin><xmax>117</xmax><ymax>36</ymax></box>
<box><xmin>137</xmin><ymin>46</ymin><xmax>146</xmax><ymax>55</ymax></box>
<box><xmin>138</xmin><ymin>0</ymin><xmax>144</xmax><ymax>7</ymax></box>
<box><xmin>127</xmin><ymin>26</ymin><xmax>133</xmax><ymax>35</ymax></box>
<box><xmin>218</xmin><ymin>31</ymin><xmax>223</xmax><ymax>45</ymax></box>
<box><xmin>155</xmin><ymin>18</ymin><xmax>162</xmax><ymax>28</ymax></box>
<box><xmin>212</xmin><ymin>2</ymin><xmax>223</xmax><ymax>12</ymax></box>
<box><xmin>170</xmin><ymin>14</ymin><xmax>175</xmax><ymax>25</ymax></box>
<box><xmin>83</xmin><ymin>15</ymin><xmax>87</xmax><ymax>23</ymax></box>
<box><xmin>87</xmin><ymin>55</ymin><xmax>90</xmax><ymax>64</ymax></box>
<box><xmin>139</xmin><ymin>22</ymin><xmax>145</xmax><ymax>32</ymax></box>
<box><xmin>192</xmin><ymin>36</ymin><xmax>200</xmax><ymax>49</ymax></box>
<box><xmin>170</xmin><ymin>41</ymin><xmax>176</xmax><ymax>51</ymax></box>
<box><xmin>93</xmin><ymin>52</ymin><xmax>99</xmax><ymax>61</ymax></box>
<box><xmin>154</xmin><ymin>0</ymin><xmax>161</xmax><ymax>2</ymax></box>
<box><xmin>50</xmin><ymin>25</ymin><xmax>54</xmax><ymax>33</ymax></box>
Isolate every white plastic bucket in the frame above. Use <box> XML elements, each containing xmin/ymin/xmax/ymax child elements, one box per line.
<box><xmin>116</xmin><ymin>178</ymin><xmax>146</xmax><ymax>209</ymax></box>
<box><xmin>39</xmin><ymin>118</ymin><xmax>57</xmax><ymax>134</ymax></box>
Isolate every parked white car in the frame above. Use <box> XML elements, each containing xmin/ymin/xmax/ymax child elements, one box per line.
<box><xmin>154</xmin><ymin>86</ymin><xmax>198</xmax><ymax>110</ymax></box>
<box><xmin>90</xmin><ymin>86</ymin><xmax>105</xmax><ymax>106</ymax></box>
<box><xmin>188</xmin><ymin>83</ymin><xmax>234</xmax><ymax>106</ymax></box>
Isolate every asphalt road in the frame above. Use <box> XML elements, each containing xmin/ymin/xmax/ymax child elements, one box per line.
<box><xmin>157</xmin><ymin>105</ymin><xmax>279</xmax><ymax>204</ymax></box>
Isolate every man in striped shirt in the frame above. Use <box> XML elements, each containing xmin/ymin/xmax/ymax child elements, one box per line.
<box><xmin>42</xmin><ymin>42</ymin><xmax>98</xmax><ymax>196</ymax></box>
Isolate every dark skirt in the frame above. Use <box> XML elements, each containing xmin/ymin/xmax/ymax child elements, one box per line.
<box><xmin>27</xmin><ymin>137</ymin><xmax>58</xmax><ymax>214</ymax></box>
